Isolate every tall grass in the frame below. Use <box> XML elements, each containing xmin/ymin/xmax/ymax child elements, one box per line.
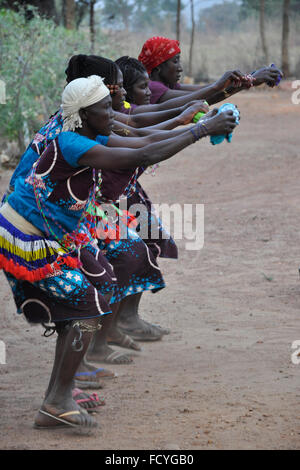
<box><xmin>101</xmin><ymin>16</ymin><xmax>300</xmax><ymax>81</ymax></box>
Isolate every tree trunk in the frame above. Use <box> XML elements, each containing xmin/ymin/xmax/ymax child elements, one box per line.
<box><xmin>282</xmin><ymin>0</ymin><xmax>290</xmax><ymax>77</ymax></box>
<box><xmin>259</xmin><ymin>0</ymin><xmax>269</xmax><ymax>64</ymax></box>
<box><xmin>3</xmin><ymin>0</ymin><xmax>58</xmax><ymax>23</ymax></box>
<box><xmin>120</xmin><ymin>0</ymin><xmax>130</xmax><ymax>31</ymax></box>
<box><xmin>188</xmin><ymin>0</ymin><xmax>195</xmax><ymax>77</ymax></box>
<box><xmin>63</xmin><ymin>0</ymin><xmax>75</xmax><ymax>29</ymax></box>
<box><xmin>122</xmin><ymin>14</ymin><xmax>130</xmax><ymax>31</ymax></box>
<box><xmin>176</xmin><ymin>0</ymin><xmax>181</xmax><ymax>42</ymax></box>
<box><xmin>90</xmin><ymin>0</ymin><xmax>96</xmax><ymax>53</ymax></box>
<box><xmin>76</xmin><ymin>1</ymin><xmax>89</xmax><ymax>29</ymax></box>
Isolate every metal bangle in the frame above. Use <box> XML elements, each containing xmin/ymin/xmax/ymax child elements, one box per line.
<box><xmin>71</xmin><ymin>321</ymin><xmax>102</xmax><ymax>352</ymax></box>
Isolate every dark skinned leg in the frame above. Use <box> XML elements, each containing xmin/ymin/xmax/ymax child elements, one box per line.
<box><xmin>86</xmin><ymin>302</ymin><xmax>133</xmax><ymax>364</ymax></box>
<box><xmin>117</xmin><ymin>293</ymin><xmax>143</xmax><ymax>326</ymax></box>
<box><xmin>44</xmin><ymin>323</ymin><xmax>104</xmax><ymax>411</ymax></box>
<box><xmin>106</xmin><ymin>297</ymin><xmax>142</xmax><ymax>352</ymax></box>
<box><xmin>75</xmin><ymin>294</ymin><xmax>118</xmax><ymax>382</ymax></box>
<box><xmin>116</xmin><ymin>293</ymin><xmax>170</xmax><ymax>341</ymax></box>
<box><xmin>44</xmin><ymin>323</ymin><xmax>69</xmax><ymax>400</ymax></box>
<box><xmin>35</xmin><ymin>318</ymin><xmax>99</xmax><ymax>428</ymax></box>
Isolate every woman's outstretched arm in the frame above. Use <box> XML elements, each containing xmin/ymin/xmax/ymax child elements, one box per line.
<box><xmin>79</xmin><ymin>110</ymin><xmax>237</xmax><ymax>171</ymax></box>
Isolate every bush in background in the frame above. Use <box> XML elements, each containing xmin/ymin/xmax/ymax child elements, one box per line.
<box><xmin>0</xmin><ymin>7</ymin><xmax>91</xmax><ymax>154</ymax></box>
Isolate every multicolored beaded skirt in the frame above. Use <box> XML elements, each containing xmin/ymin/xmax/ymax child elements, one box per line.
<box><xmin>0</xmin><ymin>213</ymin><xmax>115</xmax><ymax>324</ymax></box>
<box><xmin>86</xmin><ymin>205</ymin><xmax>166</xmax><ymax>304</ymax></box>
<box><xmin>125</xmin><ymin>182</ymin><xmax>178</xmax><ymax>260</ymax></box>
<box><xmin>98</xmin><ymin>226</ymin><xmax>166</xmax><ymax>304</ymax></box>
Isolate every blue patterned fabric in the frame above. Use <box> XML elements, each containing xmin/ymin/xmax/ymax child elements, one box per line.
<box><xmin>9</xmin><ymin>110</ymin><xmax>108</xmax><ymax>189</ymax></box>
<box><xmin>8</xmin><ymin>133</ymin><xmax>100</xmax><ymax>240</ymax></box>
<box><xmin>5</xmin><ymin>110</ymin><xmax>167</xmax><ymax>312</ymax></box>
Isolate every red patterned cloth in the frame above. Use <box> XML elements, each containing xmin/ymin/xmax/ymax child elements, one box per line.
<box><xmin>138</xmin><ymin>36</ymin><xmax>181</xmax><ymax>75</ymax></box>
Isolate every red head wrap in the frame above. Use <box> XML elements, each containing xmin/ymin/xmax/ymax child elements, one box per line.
<box><xmin>138</xmin><ymin>36</ymin><xmax>181</xmax><ymax>75</ymax></box>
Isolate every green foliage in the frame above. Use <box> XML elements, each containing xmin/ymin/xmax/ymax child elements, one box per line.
<box><xmin>198</xmin><ymin>1</ymin><xmax>241</xmax><ymax>32</ymax></box>
<box><xmin>0</xmin><ymin>6</ymin><xmax>90</xmax><ymax>151</ymax></box>
<box><xmin>198</xmin><ymin>0</ymin><xmax>300</xmax><ymax>29</ymax></box>
<box><xmin>240</xmin><ymin>0</ymin><xmax>300</xmax><ymax>18</ymax></box>
<box><xmin>101</xmin><ymin>0</ymin><xmax>184</xmax><ymax>32</ymax></box>
<box><xmin>133</xmin><ymin>0</ymin><xmax>183</xmax><ymax>31</ymax></box>
<box><xmin>101</xmin><ymin>0</ymin><xmax>135</xmax><ymax>29</ymax></box>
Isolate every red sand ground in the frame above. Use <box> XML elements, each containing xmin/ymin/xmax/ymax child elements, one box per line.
<box><xmin>0</xmin><ymin>88</ymin><xmax>299</xmax><ymax>449</ymax></box>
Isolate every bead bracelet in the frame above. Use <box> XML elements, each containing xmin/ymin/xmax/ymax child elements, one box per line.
<box><xmin>189</xmin><ymin>122</ymin><xmax>209</xmax><ymax>142</ymax></box>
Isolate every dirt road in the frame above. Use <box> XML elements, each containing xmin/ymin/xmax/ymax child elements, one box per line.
<box><xmin>0</xmin><ymin>88</ymin><xmax>299</xmax><ymax>450</ymax></box>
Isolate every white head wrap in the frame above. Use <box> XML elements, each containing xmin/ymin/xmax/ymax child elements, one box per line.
<box><xmin>61</xmin><ymin>75</ymin><xmax>110</xmax><ymax>132</ymax></box>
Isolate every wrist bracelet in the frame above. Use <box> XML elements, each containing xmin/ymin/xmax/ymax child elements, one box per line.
<box><xmin>190</xmin><ymin>123</ymin><xmax>208</xmax><ymax>142</ymax></box>
<box><xmin>189</xmin><ymin>128</ymin><xmax>198</xmax><ymax>142</ymax></box>
<box><xmin>199</xmin><ymin>122</ymin><xmax>209</xmax><ymax>137</ymax></box>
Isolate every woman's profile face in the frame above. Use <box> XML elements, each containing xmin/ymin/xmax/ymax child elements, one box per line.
<box><xmin>111</xmin><ymin>69</ymin><xmax>127</xmax><ymax>111</ymax></box>
<box><xmin>159</xmin><ymin>53</ymin><xmax>183</xmax><ymax>86</ymax></box>
<box><xmin>82</xmin><ymin>94</ymin><xmax>115</xmax><ymax>136</ymax></box>
<box><xmin>131</xmin><ymin>72</ymin><xmax>151</xmax><ymax>105</ymax></box>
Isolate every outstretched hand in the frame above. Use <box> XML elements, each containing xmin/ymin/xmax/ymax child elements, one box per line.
<box><xmin>214</xmin><ymin>70</ymin><xmax>245</xmax><ymax>92</ymax></box>
<box><xmin>178</xmin><ymin>100</ymin><xmax>210</xmax><ymax>125</ymax></box>
<box><xmin>202</xmin><ymin>109</ymin><xmax>238</xmax><ymax>136</ymax></box>
<box><xmin>200</xmin><ymin>108</ymin><xmax>218</xmax><ymax>120</ymax></box>
<box><xmin>252</xmin><ymin>66</ymin><xmax>283</xmax><ymax>87</ymax></box>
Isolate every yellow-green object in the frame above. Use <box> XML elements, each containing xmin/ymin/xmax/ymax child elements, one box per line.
<box><xmin>123</xmin><ymin>101</ymin><xmax>131</xmax><ymax>109</ymax></box>
<box><xmin>86</xmin><ymin>203</ymin><xmax>123</xmax><ymax>220</ymax></box>
<box><xmin>86</xmin><ymin>203</ymin><xmax>108</xmax><ymax>220</ymax></box>
<box><xmin>192</xmin><ymin>111</ymin><xmax>206</xmax><ymax>123</ymax></box>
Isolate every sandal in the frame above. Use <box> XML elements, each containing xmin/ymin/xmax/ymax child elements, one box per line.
<box><xmin>74</xmin><ymin>368</ymin><xmax>117</xmax><ymax>389</ymax></box>
<box><xmin>117</xmin><ymin>316</ymin><xmax>171</xmax><ymax>340</ymax></box>
<box><xmin>118</xmin><ymin>324</ymin><xmax>163</xmax><ymax>342</ymax></box>
<box><xmin>75</xmin><ymin>367</ymin><xmax>117</xmax><ymax>380</ymax></box>
<box><xmin>104</xmin><ymin>350</ymin><xmax>133</xmax><ymax>364</ymax></box>
<box><xmin>108</xmin><ymin>333</ymin><xmax>142</xmax><ymax>351</ymax></box>
<box><xmin>74</xmin><ymin>379</ymin><xmax>103</xmax><ymax>390</ymax></box>
<box><xmin>151</xmin><ymin>323</ymin><xmax>171</xmax><ymax>335</ymax></box>
<box><xmin>34</xmin><ymin>407</ymin><xmax>98</xmax><ymax>431</ymax></box>
<box><xmin>72</xmin><ymin>388</ymin><xmax>105</xmax><ymax>412</ymax></box>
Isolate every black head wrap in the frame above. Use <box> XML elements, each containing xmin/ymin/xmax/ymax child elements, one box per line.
<box><xmin>65</xmin><ymin>54</ymin><xmax>119</xmax><ymax>86</ymax></box>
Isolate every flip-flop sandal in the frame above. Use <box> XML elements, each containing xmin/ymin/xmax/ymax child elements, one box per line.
<box><xmin>74</xmin><ymin>379</ymin><xmax>103</xmax><ymax>390</ymax></box>
<box><xmin>118</xmin><ymin>325</ymin><xmax>163</xmax><ymax>342</ymax></box>
<box><xmin>72</xmin><ymin>388</ymin><xmax>105</xmax><ymax>412</ymax></box>
<box><xmin>131</xmin><ymin>320</ymin><xmax>171</xmax><ymax>336</ymax></box>
<box><xmin>34</xmin><ymin>408</ymin><xmax>97</xmax><ymax>432</ymax></box>
<box><xmin>108</xmin><ymin>334</ymin><xmax>142</xmax><ymax>351</ymax></box>
<box><xmin>74</xmin><ymin>368</ymin><xmax>117</xmax><ymax>389</ymax></box>
<box><xmin>104</xmin><ymin>350</ymin><xmax>133</xmax><ymax>364</ymax></box>
<box><xmin>149</xmin><ymin>323</ymin><xmax>171</xmax><ymax>335</ymax></box>
<box><xmin>75</xmin><ymin>368</ymin><xmax>117</xmax><ymax>380</ymax></box>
